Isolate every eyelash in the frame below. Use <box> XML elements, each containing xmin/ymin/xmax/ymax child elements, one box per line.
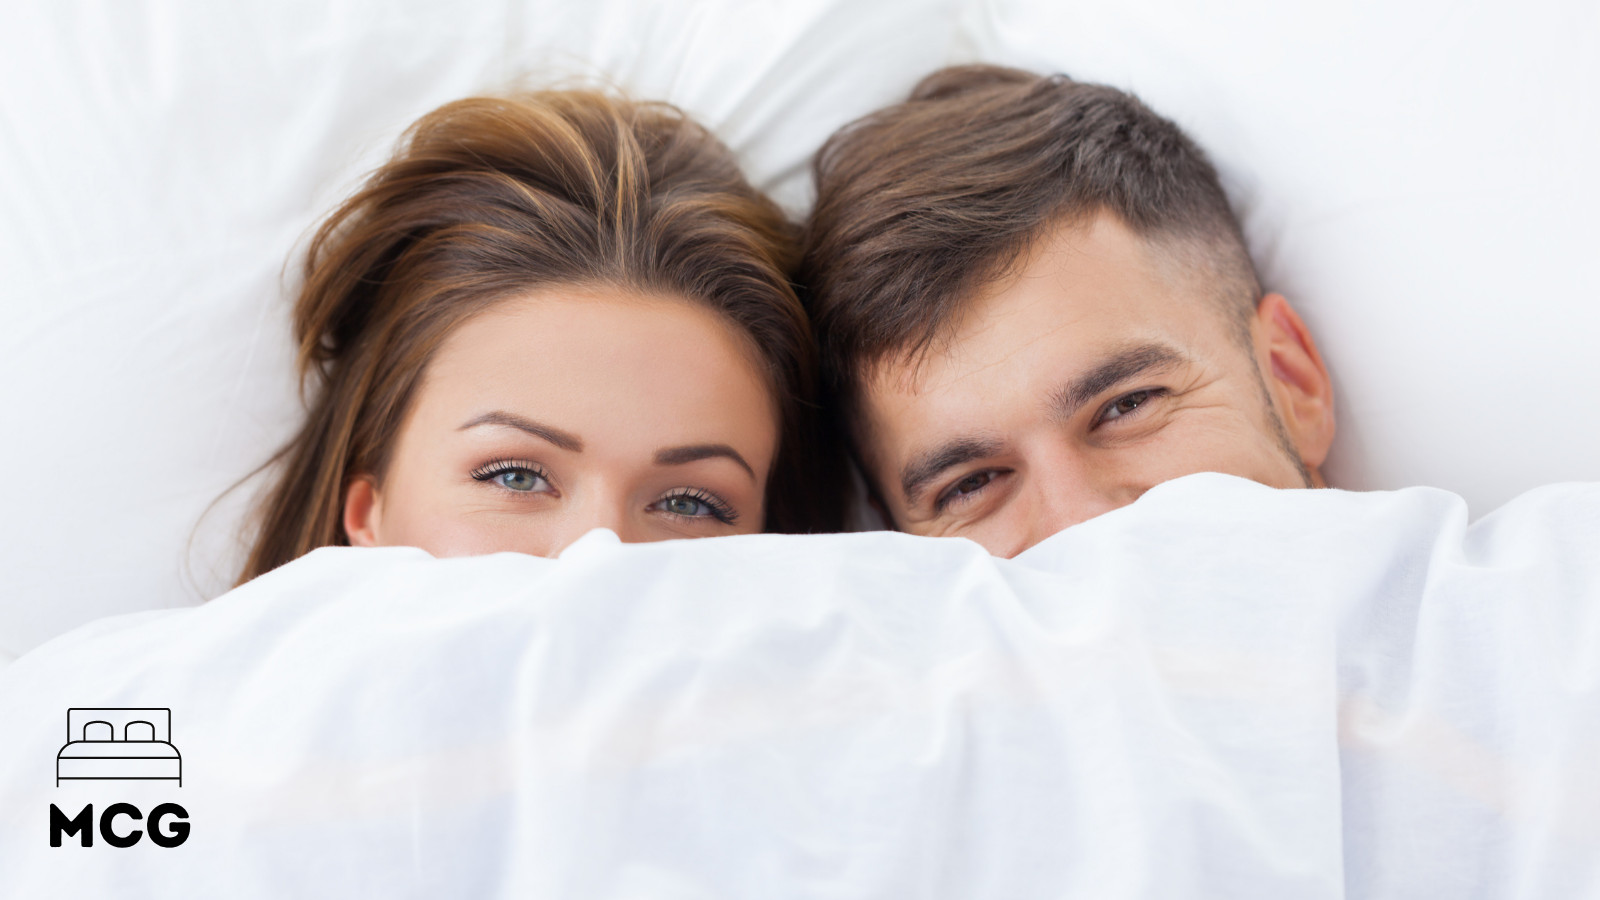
<box><xmin>934</xmin><ymin>469</ymin><xmax>1006</xmax><ymax>513</ymax></box>
<box><xmin>658</xmin><ymin>487</ymin><xmax>740</xmax><ymax>525</ymax></box>
<box><xmin>470</xmin><ymin>460</ymin><xmax>738</xmax><ymax>524</ymax></box>
<box><xmin>470</xmin><ymin>458</ymin><xmax>551</xmax><ymax>493</ymax></box>
<box><xmin>1095</xmin><ymin>388</ymin><xmax>1168</xmax><ymax>426</ymax></box>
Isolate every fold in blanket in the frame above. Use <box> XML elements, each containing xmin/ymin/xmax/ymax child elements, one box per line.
<box><xmin>1</xmin><ymin>474</ymin><xmax>1596</xmax><ymax>898</ymax></box>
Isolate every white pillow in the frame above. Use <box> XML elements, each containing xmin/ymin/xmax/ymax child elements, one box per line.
<box><xmin>958</xmin><ymin>0</ymin><xmax>1600</xmax><ymax>508</ymax></box>
<box><xmin>0</xmin><ymin>0</ymin><xmax>958</xmax><ymax>659</ymax></box>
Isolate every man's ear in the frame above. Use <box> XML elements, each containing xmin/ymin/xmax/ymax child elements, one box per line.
<box><xmin>342</xmin><ymin>475</ymin><xmax>383</xmax><ymax>547</ymax></box>
<box><xmin>1253</xmin><ymin>293</ymin><xmax>1336</xmax><ymax>480</ymax></box>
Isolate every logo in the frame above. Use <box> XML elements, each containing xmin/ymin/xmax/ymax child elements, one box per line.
<box><xmin>56</xmin><ymin>708</ymin><xmax>182</xmax><ymax>786</ymax></box>
<box><xmin>51</xmin><ymin>708</ymin><xmax>189</xmax><ymax>848</ymax></box>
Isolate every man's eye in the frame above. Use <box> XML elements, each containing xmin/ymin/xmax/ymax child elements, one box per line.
<box><xmin>936</xmin><ymin>470</ymin><xmax>996</xmax><ymax>511</ymax></box>
<box><xmin>470</xmin><ymin>460</ymin><xmax>553</xmax><ymax>494</ymax></box>
<box><xmin>1099</xmin><ymin>389</ymin><xmax>1159</xmax><ymax>424</ymax></box>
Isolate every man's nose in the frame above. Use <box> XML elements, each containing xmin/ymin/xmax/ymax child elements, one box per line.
<box><xmin>1020</xmin><ymin>451</ymin><xmax>1137</xmax><ymax>551</ymax></box>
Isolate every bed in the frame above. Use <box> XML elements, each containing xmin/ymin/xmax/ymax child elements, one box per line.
<box><xmin>56</xmin><ymin>708</ymin><xmax>183</xmax><ymax>787</ymax></box>
<box><xmin>0</xmin><ymin>1</ymin><xmax>1597</xmax><ymax>897</ymax></box>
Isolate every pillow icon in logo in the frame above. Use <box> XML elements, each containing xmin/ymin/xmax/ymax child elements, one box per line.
<box><xmin>57</xmin><ymin>708</ymin><xmax>182</xmax><ymax>787</ymax></box>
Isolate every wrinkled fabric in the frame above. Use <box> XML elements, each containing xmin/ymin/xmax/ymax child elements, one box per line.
<box><xmin>1</xmin><ymin>474</ymin><xmax>1596</xmax><ymax>898</ymax></box>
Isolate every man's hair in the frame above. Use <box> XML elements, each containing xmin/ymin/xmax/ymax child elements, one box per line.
<box><xmin>800</xmin><ymin>64</ymin><xmax>1262</xmax><ymax>429</ymax></box>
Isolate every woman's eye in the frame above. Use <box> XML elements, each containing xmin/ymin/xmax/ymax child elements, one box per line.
<box><xmin>470</xmin><ymin>461</ymin><xmax>552</xmax><ymax>494</ymax></box>
<box><xmin>662</xmin><ymin>495</ymin><xmax>711</xmax><ymax>517</ymax></box>
<box><xmin>1100</xmin><ymin>389</ymin><xmax>1156</xmax><ymax>424</ymax></box>
<box><xmin>652</xmin><ymin>490</ymin><xmax>738</xmax><ymax>524</ymax></box>
<box><xmin>495</xmin><ymin>469</ymin><xmax>547</xmax><ymax>492</ymax></box>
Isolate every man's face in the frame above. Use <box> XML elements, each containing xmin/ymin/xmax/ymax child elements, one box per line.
<box><xmin>858</xmin><ymin>211</ymin><xmax>1335</xmax><ymax>557</ymax></box>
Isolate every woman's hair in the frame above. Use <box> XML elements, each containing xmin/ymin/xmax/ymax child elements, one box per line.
<box><xmin>237</xmin><ymin>89</ymin><xmax>841</xmax><ymax>584</ymax></box>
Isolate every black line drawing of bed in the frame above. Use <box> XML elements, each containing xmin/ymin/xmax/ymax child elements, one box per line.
<box><xmin>57</xmin><ymin>708</ymin><xmax>182</xmax><ymax>787</ymax></box>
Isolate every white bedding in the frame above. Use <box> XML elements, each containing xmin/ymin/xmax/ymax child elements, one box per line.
<box><xmin>2</xmin><ymin>473</ymin><xmax>1596</xmax><ymax>897</ymax></box>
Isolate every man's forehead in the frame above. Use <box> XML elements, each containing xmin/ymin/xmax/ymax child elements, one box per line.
<box><xmin>862</xmin><ymin>295</ymin><xmax>1181</xmax><ymax>415</ymax></box>
<box><xmin>863</xmin><ymin>333</ymin><xmax>1188</xmax><ymax>438</ymax></box>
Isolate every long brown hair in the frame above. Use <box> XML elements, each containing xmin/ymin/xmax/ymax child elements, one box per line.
<box><xmin>238</xmin><ymin>89</ymin><xmax>840</xmax><ymax>584</ymax></box>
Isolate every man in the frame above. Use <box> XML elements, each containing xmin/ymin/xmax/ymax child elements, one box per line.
<box><xmin>801</xmin><ymin>65</ymin><xmax>1336</xmax><ymax>557</ymax></box>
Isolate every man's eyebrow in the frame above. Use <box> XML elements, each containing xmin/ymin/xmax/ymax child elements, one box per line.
<box><xmin>654</xmin><ymin>444</ymin><xmax>756</xmax><ymax>480</ymax></box>
<box><xmin>1049</xmin><ymin>343</ymin><xmax>1188</xmax><ymax>421</ymax></box>
<box><xmin>457</xmin><ymin>411</ymin><xmax>584</xmax><ymax>452</ymax></box>
<box><xmin>900</xmin><ymin>435</ymin><xmax>1006</xmax><ymax>509</ymax></box>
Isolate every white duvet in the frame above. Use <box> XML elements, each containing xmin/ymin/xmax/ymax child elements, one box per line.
<box><xmin>1</xmin><ymin>473</ymin><xmax>1596</xmax><ymax>898</ymax></box>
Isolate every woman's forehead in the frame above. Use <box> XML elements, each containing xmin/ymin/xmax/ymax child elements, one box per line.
<box><xmin>414</xmin><ymin>291</ymin><xmax>781</xmax><ymax>463</ymax></box>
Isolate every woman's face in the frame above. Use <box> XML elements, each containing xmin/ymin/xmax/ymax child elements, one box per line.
<box><xmin>342</xmin><ymin>289</ymin><xmax>779</xmax><ymax>557</ymax></box>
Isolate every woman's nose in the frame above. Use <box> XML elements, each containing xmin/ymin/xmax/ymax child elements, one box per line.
<box><xmin>545</xmin><ymin>497</ymin><xmax>643</xmax><ymax>555</ymax></box>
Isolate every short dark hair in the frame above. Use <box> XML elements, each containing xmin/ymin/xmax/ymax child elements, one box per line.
<box><xmin>800</xmin><ymin>64</ymin><xmax>1261</xmax><ymax>429</ymax></box>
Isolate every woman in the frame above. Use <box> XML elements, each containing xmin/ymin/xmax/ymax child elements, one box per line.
<box><xmin>237</xmin><ymin>89</ymin><xmax>841</xmax><ymax>584</ymax></box>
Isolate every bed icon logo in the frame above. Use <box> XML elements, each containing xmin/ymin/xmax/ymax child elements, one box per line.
<box><xmin>50</xmin><ymin>709</ymin><xmax>190</xmax><ymax>848</ymax></box>
<box><xmin>56</xmin><ymin>708</ymin><xmax>183</xmax><ymax>787</ymax></box>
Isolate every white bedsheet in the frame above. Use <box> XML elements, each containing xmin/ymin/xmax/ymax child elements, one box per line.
<box><xmin>1</xmin><ymin>473</ymin><xmax>1596</xmax><ymax>897</ymax></box>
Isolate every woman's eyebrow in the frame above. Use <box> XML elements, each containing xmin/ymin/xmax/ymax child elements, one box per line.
<box><xmin>458</xmin><ymin>411</ymin><xmax>584</xmax><ymax>452</ymax></box>
<box><xmin>655</xmin><ymin>444</ymin><xmax>756</xmax><ymax>480</ymax></box>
